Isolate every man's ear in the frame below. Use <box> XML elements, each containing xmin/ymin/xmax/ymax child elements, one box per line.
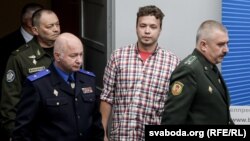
<box><xmin>54</xmin><ymin>52</ymin><xmax>60</xmax><ymax>62</ymax></box>
<box><xmin>32</xmin><ymin>26</ymin><xmax>39</xmax><ymax>36</ymax></box>
<box><xmin>200</xmin><ymin>40</ymin><xmax>207</xmax><ymax>52</ymax></box>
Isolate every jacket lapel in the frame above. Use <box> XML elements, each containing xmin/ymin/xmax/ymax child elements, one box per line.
<box><xmin>218</xmin><ymin>73</ymin><xmax>230</xmax><ymax>104</ymax></box>
<box><xmin>75</xmin><ymin>73</ymin><xmax>84</xmax><ymax>97</ymax></box>
<box><xmin>50</xmin><ymin>65</ymin><xmax>74</xmax><ymax>95</ymax></box>
<box><xmin>204</xmin><ymin>67</ymin><xmax>227</xmax><ymax>101</ymax></box>
<box><xmin>193</xmin><ymin>49</ymin><xmax>227</xmax><ymax>102</ymax></box>
<box><xmin>58</xmin><ymin>81</ymin><xmax>74</xmax><ymax>95</ymax></box>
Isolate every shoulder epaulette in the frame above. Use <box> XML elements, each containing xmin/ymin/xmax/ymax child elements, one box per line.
<box><xmin>12</xmin><ymin>44</ymin><xmax>30</xmax><ymax>55</ymax></box>
<box><xmin>184</xmin><ymin>55</ymin><xmax>197</xmax><ymax>65</ymax></box>
<box><xmin>79</xmin><ymin>69</ymin><xmax>96</xmax><ymax>77</ymax></box>
<box><xmin>27</xmin><ymin>69</ymin><xmax>50</xmax><ymax>81</ymax></box>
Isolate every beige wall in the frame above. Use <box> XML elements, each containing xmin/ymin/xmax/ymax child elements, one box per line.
<box><xmin>0</xmin><ymin>0</ymin><xmax>51</xmax><ymax>38</ymax></box>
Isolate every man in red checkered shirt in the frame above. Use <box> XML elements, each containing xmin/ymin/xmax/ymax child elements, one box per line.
<box><xmin>100</xmin><ymin>5</ymin><xmax>180</xmax><ymax>141</ymax></box>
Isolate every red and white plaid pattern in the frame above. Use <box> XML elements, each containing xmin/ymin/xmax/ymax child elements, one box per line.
<box><xmin>101</xmin><ymin>44</ymin><xmax>180</xmax><ymax>140</ymax></box>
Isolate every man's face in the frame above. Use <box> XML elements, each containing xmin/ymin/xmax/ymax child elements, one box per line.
<box><xmin>136</xmin><ymin>15</ymin><xmax>161</xmax><ymax>48</ymax></box>
<box><xmin>33</xmin><ymin>12</ymin><xmax>61</xmax><ymax>46</ymax></box>
<box><xmin>204</xmin><ymin>30</ymin><xmax>229</xmax><ymax>64</ymax></box>
<box><xmin>59</xmin><ymin>44</ymin><xmax>83</xmax><ymax>73</ymax></box>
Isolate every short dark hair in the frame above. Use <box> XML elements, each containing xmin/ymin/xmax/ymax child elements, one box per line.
<box><xmin>196</xmin><ymin>20</ymin><xmax>228</xmax><ymax>44</ymax></box>
<box><xmin>32</xmin><ymin>9</ymin><xmax>55</xmax><ymax>26</ymax></box>
<box><xmin>136</xmin><ymin>5</ymin><xmax>165</xmax><ymax>28</ymax></box>
<box><xmin>21</xmin><ymin>3</ymin><xmax>43</xmax><ymax>22</ymax></box>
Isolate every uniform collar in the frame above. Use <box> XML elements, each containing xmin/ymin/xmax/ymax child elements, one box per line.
<box><xmin>53</xmin><ymin>63</ymin><xmax>74</xmax><ymax>83</ymax></box>
<box><xmin>192</xmin><ymin>49</ymin><xmax>214</xmax><ymax>70</ymax></box>
<box><xmin>28</xmin><ymin>38</ymin><xmax>49</xmax><ymax>60</ymax></box>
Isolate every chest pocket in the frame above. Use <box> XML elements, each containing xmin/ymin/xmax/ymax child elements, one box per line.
<box><xmin>46</xmin><ymin>97</ymin><xmax>68</xmax><ymax>106</ymax></box>
<box><xmin>45</xmin><ymin>97</ymin><xmax>70</xmax><ymax>119</ymax></box>
<box><xmin>81</xmin><ymin>94</ymin><xmax>96</xmax><ymax>102</ymax></box>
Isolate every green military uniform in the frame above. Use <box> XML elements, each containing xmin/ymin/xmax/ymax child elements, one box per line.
<box><xmin>161</xmin><ymin>49</ymin><xmax>234</xmax><ymax>125</ymax></box>
<box><xmin>0</xmin><ymin>38</ymin><xmax>54</xmax><ymax>136</ymax></box>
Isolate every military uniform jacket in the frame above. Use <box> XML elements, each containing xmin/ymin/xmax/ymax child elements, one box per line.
<box><xmin>0</xmin><ymin>38</ymin><xmax>53</xmax><ymax>136</ymax></box>
<box><xmin>0</xmin><ymin>28</ymin><xmax>26</xmax><ymax>89</ymax></box>
<box><xmin>12</xmin><ymin>64</ymin><xmax>104</xmax><ymax>141</ymax></box>
<box><xmin>161</xmin><ymin>49</ymin><xmax>233</xmax><ymax>125</ymax></box>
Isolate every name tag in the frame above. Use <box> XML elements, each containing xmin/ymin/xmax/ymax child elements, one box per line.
<box><xmin>28</xmin><ymin>66</ymin><xmax>46</xmax><ymax>73</ymax></box>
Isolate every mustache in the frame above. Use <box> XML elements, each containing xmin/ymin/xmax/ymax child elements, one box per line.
<box><xmin>222</xmin><ymin>52</ymin><xmax>227</xmax><ymax>56</ymax></box>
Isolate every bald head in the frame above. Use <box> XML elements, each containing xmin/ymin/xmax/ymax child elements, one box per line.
<box><xmin>54</xmin><ymin>33</ymin><xmax>83</xmax><ymax>55</ymax></box>
<box><xmin>54</xmin><ymin>33</ymin><xmax>84</xmax><ymax>73</ymax></box>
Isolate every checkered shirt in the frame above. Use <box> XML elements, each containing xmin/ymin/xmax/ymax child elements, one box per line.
<box><xmin>101</xmin><ymin>44</ymin><xmax>180</xmax><ymax>141</ymax></box>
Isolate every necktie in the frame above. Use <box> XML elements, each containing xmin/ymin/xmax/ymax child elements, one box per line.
<box><xmin>212</xmin><ymin>65</ymin><xmax>226</xmax><ymax>95</ymax></box>
<box><xmin>212</xmin><ymin>65</ymin><xmax>222</xmax><ymax>84</ymax></box>
<box><xmin>68</xmin><ymin>76</ymin><xmax>75</xmax><ymax>89</ymax></box>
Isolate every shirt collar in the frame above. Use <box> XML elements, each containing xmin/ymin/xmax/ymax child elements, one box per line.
<box><xmin>20</xmin><ymin>26</ymin><xmax>33</xmax><ymax>43</ymax></box>
<box><xmin>135</xmin><ymin>43</ymin><xmax>160</xmax><ymax>55</ymax></box>
<box><xmin>53</xmin><ymin>63</ymin><xmax>74</xmax><ymax>82</ymax></box>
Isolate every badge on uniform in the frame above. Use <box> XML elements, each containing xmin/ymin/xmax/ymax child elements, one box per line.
<box><xmin>53</xmin><ymin>89</ymin><xmax>59</xmax><ymax>96</ymax></box>
<box><xmin>184</xmin><ymin>56</ymin><xmax>197</xmax><ymax>65</ymax></box>
<box><xmin>218</xmin><ymin>79</ymin><xmax>221</xmax><ymax>84</ymax></box>
<box><xmin>29</xmin><ymin>55</ymin><xmax>37</xmax><ymax>65</ymax></box>
<box><xmin>6</xmin><ymin>70</ymin><xmax>15</xmax><ymax>82</ymax></box>
<box><xmin>171</xmin><ymin>81</ymin><xmax>184</xmax><ymax>96</ymax></box>
<box><xmin>208</xmin><ymin>86</ymin><xmax>213</xmax><ymax>94</ymax></box>
<box><xmin>82</xmin><ymin>87</ymin><xmax>93</xmax><ymax>94</ymax></box>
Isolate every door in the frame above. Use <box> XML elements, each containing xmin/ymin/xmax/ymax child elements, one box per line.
<box><xmin>52</xmin><ymin>0</ymin><xmax>112</xmax><ymax>94</ymax></box>
<box><xmin>81</xmin><ymin>0</ymin><xmax>111</xmax><ymax>94</ymax></box>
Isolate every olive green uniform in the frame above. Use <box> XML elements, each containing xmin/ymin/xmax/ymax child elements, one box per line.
<box><xmin>0</xmin><ymin>38</ymin><xmax>53</xmax><ymax>136</ymax></box>
<box><xmin>161</xmin><ymin>49</ymin><xmax>234</xmax><ymax>125</ymax></box>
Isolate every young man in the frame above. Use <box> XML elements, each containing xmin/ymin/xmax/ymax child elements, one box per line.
<box><xmin>161</xmin><ymin>20</ymin><xmax>234</xmax><ymax>125</ymax></box>
<box><xmin>100</xmin><ymin>5</ymin><xmax>180</xmax><ymax>140</ymax></box>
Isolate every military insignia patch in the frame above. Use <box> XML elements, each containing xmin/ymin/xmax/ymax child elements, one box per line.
<box><xmin>6</xmin><ymin>70</ymin><xmax>15</xmax><ymax>82</ymax></box>
<box><xmin>171</xmin><ymin>81</ymin><xmax>184</xmax><ymax>96</ymax></box>
<box><xmin>184</xmin><ymin>55</ymin><xmax>197</xmax><ymax>65</ymax></box>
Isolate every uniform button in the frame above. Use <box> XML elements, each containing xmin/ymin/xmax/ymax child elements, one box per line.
<box><xmin>79</xmin><ymin>133</ymin><xmax>83</xmax><ymax>136</ymax></box>
<box><xmin>56</xmin><ymin>102</ymin><xmax>60</xmax><ymax>106</ymax></box>
<box><xmin>78</xmin><ymin>115</ymin><xmax>80</xmax><ymax>119</ymax></box>
<box><xmin>75</xmin><ymin>98</ymin><xmax>78</xmax><ymax>101</ymax></box>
